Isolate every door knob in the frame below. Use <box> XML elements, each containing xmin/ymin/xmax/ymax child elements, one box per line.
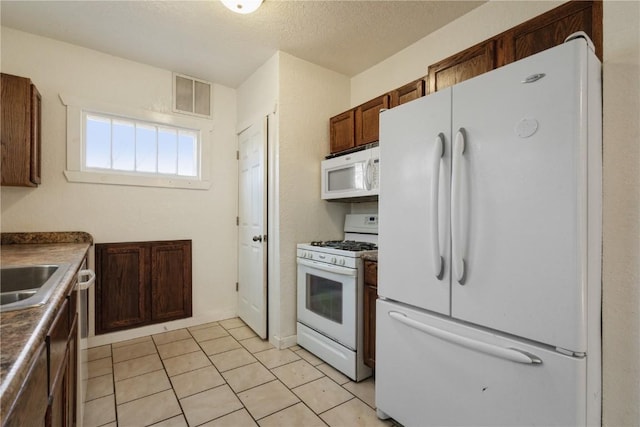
<box><xmin>252</xmin><ymin>235</ymin><xmax>263</xmax><ymax>242</ymax></box>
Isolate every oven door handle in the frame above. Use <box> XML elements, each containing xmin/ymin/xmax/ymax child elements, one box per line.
<box><xmin>297</xmin><ymin>258</ymin><xmax>357</xmax><ymax>276</ymax></box>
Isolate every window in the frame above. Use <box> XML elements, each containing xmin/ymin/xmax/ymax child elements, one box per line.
<box><xmin>84</xmin><ymin>113</ymin><xmax>198</xmax><ymax>177</ymax></box>
<box><xmin>62</xmin><ymin>94</ymin><xmax>211</xmax><ymax>189</ymax></box>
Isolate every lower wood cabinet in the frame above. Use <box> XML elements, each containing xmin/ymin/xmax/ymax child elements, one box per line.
<box><xmin>363</xmin><ymin>260</ymin><xmax>378</xmax><ymax>369</ymax></box>
<box><xmin>2</xmin><ymin>343</ymin><xmax>48</xmax><ymax>427</ymax></box>
<box><xmin>95</xmin><ymin>240</ymin><xmax>192</xmax><ymax>335</ymax></box>
<box><xmin>3</xmin><ymin>263</ymin><xmax>82</xmax><ymax>427</ymax></box>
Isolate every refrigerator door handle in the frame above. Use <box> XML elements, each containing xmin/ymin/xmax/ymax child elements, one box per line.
<box><xmin>431</xmin><ymin>133</ymin><xmax>445</xmax><ymax>279</ymax></box>
<box><xmin>452</xmin><ymin>128</ymin><xmax>467</xmax><ymax>284</ymax></box>
<box><xmin>388</xmin><ymin>310</ymin><xmax>543</xmax><ymax>365</ymax></box>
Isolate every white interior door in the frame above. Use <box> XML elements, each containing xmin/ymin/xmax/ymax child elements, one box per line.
<box><xmin>238</xmin><ymin>117</ymin><xmax>268</xmax><ymax>338</ymax></box>
<box><xmin>378</xmin><ymin>90</ymin><xmax>452</xmax><ymax>316</ymax></box>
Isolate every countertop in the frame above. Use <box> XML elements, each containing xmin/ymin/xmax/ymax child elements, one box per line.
<box><xmin>362</xmin><ymin>253</ymin><xmax>378</xmax><ymax>262</ymax></box>
<box><xmin>0</xmin><ymin>233</ymin><xmax>92</xmax><ymax>418</ymax></box>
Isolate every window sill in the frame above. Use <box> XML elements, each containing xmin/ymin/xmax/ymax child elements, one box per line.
<box><xmin>64</xmin><ymin>170</ymin><xmax>211</xmax><ymax>190</ymax></box>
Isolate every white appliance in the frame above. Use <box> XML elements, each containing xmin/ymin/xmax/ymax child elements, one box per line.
<box><xmin>376</xmin><ymin>36</ymin><xmax>602</xmax><ymax>426</ymax></box>
<box><xmin>321</xmin><ymin>147</ymin><xmax>379</xmax><ymax>201</ymax></box>
<box><xmin>297</xmin><ymin>214</ymin><xmax>378</xmax><ymax>381</ymax></box>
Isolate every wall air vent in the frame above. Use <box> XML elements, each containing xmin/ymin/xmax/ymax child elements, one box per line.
<box><xmin>173</xmin><ymin>73</ymin><xmax>212</xmax><ymax>118</ymax></box>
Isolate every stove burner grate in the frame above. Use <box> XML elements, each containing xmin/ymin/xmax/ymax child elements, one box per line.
<box><xmin>309</xmin><ymin>240</ymin><xmax>377</xmax><ymax>251</ymax></box>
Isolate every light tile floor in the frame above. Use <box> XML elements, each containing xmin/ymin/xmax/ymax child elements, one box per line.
<box><xmin>84</xmin><ymin>318</ymin><xmax>398</xmax><ymax>427</ymax></box>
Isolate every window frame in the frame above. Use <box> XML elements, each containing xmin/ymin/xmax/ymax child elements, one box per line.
<box><xmin>62</xmin><ymin>94</ymin><xmax>212</xmax><ymax>190</ymax></box>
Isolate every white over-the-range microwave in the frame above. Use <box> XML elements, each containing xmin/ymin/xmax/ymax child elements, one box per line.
<box><xmin>321</xmin><ymin>146</ymin><xmax>379</xmax><ymax>201</ymax></box>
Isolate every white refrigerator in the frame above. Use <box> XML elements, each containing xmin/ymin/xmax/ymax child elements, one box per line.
<box><xmin>376</xmin><ymin>36</ymin><xmax>602</xmax><ymax>426</ymax></box>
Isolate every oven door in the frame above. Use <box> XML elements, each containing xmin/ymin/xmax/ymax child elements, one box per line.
<box><xmin>297</xmin><ymin>257</ymin><xmax>357</xmax><ymax>349</ymax></box>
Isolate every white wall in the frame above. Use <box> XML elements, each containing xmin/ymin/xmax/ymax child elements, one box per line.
<box><xmin>350</xmin><ymin>1</ymin><xmax>640</xmax><ymax>425</ymax></box>
<box><xmin>350</xmin><ymin>1</ymin><xmax>562</xmax><ymax>105</ymax></box>
<box><xmin>277</xmin><ymin>52</ymin><xmax>351</xmax><ymax>344</ymax></box>
<box><xmin>237</xmin><ymin>51</ymin><xmax>351</xmax><ymax>347</ymax></box>
<box><xmin>0</xmin><ymin>28</ymin><xmax>240</xmax><ymax>342</ymax></box>
<box><xmin>601</xmin><ymin>1</ymin><xmax>640</xmax><ymax>425</ymax></box>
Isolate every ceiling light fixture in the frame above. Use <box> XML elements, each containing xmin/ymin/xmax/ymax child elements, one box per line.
<box><xmin>221</xmin><ymin>0</ymin><xmax>263</xmax><ymax>14</ymax></box>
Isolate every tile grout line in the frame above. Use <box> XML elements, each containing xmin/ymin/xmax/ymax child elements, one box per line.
<box><xmin>92</xmin><ymin>320</ymin><xmax>379</xmax><ymax>427</ymax></box>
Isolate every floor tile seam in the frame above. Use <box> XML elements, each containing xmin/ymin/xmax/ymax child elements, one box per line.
<box><xmin>194</xmin><ymin>335</ymin><xmax>243</xmax><ymax>358</ymax></box>
<box><xmin>87</xmin><ymin>353</ymin><xmax>113</xmax><ymax>363</ymax></box>
<box><xmin>252</xmin><ymin>400</ymin><xmax>303</xmax><ymax>423</ymax></box>
<box><xmin>161</xmin><ymin>348</ymin><xmax>214</xmax><ymax>371</ymax></box>
<box><xmin>213</xmin><ymin>357</ymin><xmax>260</xmax><ymax>373</ymax></box>
<box><xmin>113</xmin><ymin>366</ymin><xmax>166</xmax><ymax>384</ymax></box>
<box><xmin>191</xmin><ymin>332</ymin><xmax>232</xmax><ymax>346</ymax></box>
<box><xmin>147</xmin><ymin>413</ymin><xmax>187</xmax><ymax>427</ymax></box>
<box><xmin>315</xmin><ymin>395</ymin><xmax>358</xmax><ymax>417</ymax></box>
<box><xmin>112</xmin><ymin>350</ymin><xmax>160</xmax><ymax>365</ymax></box>
<box><xmin>110</xmin><ymin>338</ymin><xmax>153</xmax><ymax>351</ymax></box>
<box><xmin>166</xmin><ymin>359</ymin><xmax>218</xmax><ymax>379</ymax></box>
<box><xmin>115</xmin><ymin>380</ymin><xmax>174</xmax><ymax>406</ymax></box>
<box><xmin>158</xmin><ymin>347</ymin><xmax>202</xmax><ymax>361</ymax></box>
<box><xmin>169</xmin><ymin>374</ymin><xmax>226</xmax><ymax>400</ymax></box>
<box><xmin>288</xmin><ymin>382</ymin><xmax>357</xmax><ymax>415</ymax></box>
<box><xmin>116</xmin><ymin>333</ymin><xmax>188</xmax><ymax>426</ymax></box>
<box><xmin>115</xmin><ymin>386</ymin><xmax>180</xmax><ymax>412</ymax></box>
<box><xmin>112</xmin><ymin>351</ymin><xmax>160</xmax><ymax>367</ymax></box>
<box><xmin>228</xmin><ymin>376</ymin><xmax>280</xmax><ymax>395</ymax></box>
<box><xmin>83</xmin><ymin>390</ymin><xmax>115</xmax><ymax>405</ymax></box>
<box><xmin>156</xmin><ymin>336</ymin><xmax>198</xmax><ymax>350</ymax></box>
<box><xmin>188</xmin><ymin>405</ymin><xmax>251</xmax><ymax>427</ymax></box>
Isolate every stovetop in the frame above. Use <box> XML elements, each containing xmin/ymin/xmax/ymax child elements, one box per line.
<box><xmin>309</xmin><ymin>240</ymin><xmax>378</xmax><ymax>252</ymax></box>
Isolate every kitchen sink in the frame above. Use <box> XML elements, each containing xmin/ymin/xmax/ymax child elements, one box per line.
<box><xmin>0</xmin><ymin>264</ymin><xmax>71</xmax><ymax>312</ymax></box>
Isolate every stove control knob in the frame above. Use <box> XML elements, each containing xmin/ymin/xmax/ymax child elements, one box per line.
<box><xmin>305</xmin><ymin>252</ymin><xmax>312</xmax><ymax>259</ymax></box>
<box><xmin>339</xmin><ymin>259</ymin><xmax>346</xmax><ymax>266</ymax></box>
<box><xmin>331</xmin><ymin>257</ymin><xmax>337</xmax><ymax>264</ymax></box>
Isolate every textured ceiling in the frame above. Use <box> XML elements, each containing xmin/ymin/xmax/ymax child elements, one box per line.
<box><xmin>0</xmin><ymin>0</ymin><xmax>485</xmax><ymax>88</ymax></box>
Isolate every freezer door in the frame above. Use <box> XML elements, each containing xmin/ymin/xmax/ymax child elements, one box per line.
<box><xmin>450</xmin><ymin>39</ymin><xmax>595</xmax><ymax>352</ymax></box>
<box><xmin>378</xmin><ymin>90</ymin><xmax>452</xmax><ymax>315</ymax></box>
<box><xmin>376</xmin><ymin>299</ymin><xmax>589</xmax><ymax>427</ymax></box>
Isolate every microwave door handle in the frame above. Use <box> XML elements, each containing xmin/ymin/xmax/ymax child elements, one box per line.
<box><xmin>364</xmin><ymin>159</ymin><xmax>373</xmax><ymax>190</ymax></box>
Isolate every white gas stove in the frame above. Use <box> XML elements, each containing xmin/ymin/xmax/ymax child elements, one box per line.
<box><xmin>296</xmin><ymin>214</ymin><xmax>378</xmax><ymax>382</ymax></box>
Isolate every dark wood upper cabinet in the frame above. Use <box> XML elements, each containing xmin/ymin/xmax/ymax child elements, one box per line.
<box><xmin>500</xmin><ymin>0</ymin><xmax>603</xmax><ymax>67</ymax></box>
<box><xmin>95</xmin><ymin>240</ymin><xmax>192</xmax><ymax>335</ymax></box>
<box><xmin>329</xmin><ymin>110</ymin><xmax>355</xmax><ymax>153</ymax></box>
<box><xmin>428</xmin><ymin>1</ymin><xmax>602</xmax><ymax>93</ymax></box>
<box><xmin>428</xmin><ymin>40</ymin><xmax>496</xmax><ymax>94</ymax></box>
<box><xmin>355</xmin><ymin>94</ymin><xmax>390</xmax><ymax>147</ymax></box>
<box><xmin>390</xmin><ymin>78</ymin><xmax>426</xmax><ymax>108</ymax></box>
<box><xmin>1</xmin><ymin>73</ymin><xmax>42</xmax><ymax>187</ymax></box>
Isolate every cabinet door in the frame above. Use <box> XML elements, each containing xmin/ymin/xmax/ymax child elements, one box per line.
<box><xmin>46</xmin><ymin>348</ymin><xmax>69</xmax><ymax>427</ymax></box>
<box><xmin>1</xmin><ymin>73</ymin><xmax>40</xmax><ymax>187</ymax></box>
<box><xmin>95</xmin><ymin>243</ymin><xmax>150</xmax><ymax>334</ymax></box>
<box><xmin>428</xmin><ymin>40</ymin><xmax>495</xmax><ymax>93</ymax></box>
<box><xmin>67</xmin><ymin>314</ymin><xmax>78</xmax><ymax>427</ymax></box>
<box><xmin>151</xmin><ymin>240</ymin><xmax>192</xmax><ymax>321</ymax></box>
<box><xmin>47</xmin><ymin>299</ymin><xmax>69</xmax><ymax>391</ymax></box>
<box><xmin>363</xmin><ymin>261</ymin><xmax>378</xmax><ymax>369</ymax></box>
<box><xmin>499</xmin><ymin>1</ymin><xmax>602</xmax><ymax>66</ymax></box>
<box><xmin>355</xmin><ymin>95</ymin><xmax>390</xmax><ymax>146</ymax></box>
<box><xmin>3</xmin><ymin>342</ymin><xmax>48</xmax><ymax>427</ymax></box>
<box><xmin>390</xmin><ymin>79</ymin><xmax>425</xmax><ymax>108</ymax></box>
<box><xmin>329</xmin><ymin>110</ymin><xmax>355</xmax><ymax>153</ymax></box>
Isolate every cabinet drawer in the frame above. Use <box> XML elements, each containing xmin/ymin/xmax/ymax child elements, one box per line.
<box><xmin>47</xmin><ymin>299</ymin><xmax>69</xmax><ymax>391</ymax></box>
